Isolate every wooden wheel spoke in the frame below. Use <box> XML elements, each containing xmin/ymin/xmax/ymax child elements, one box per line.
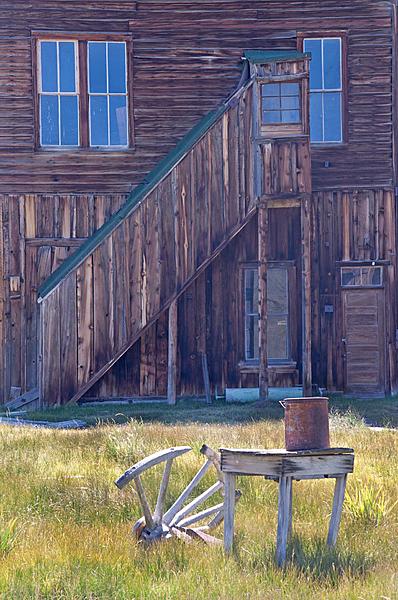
<box><xmin>176</xmin><ymin>501</ymin><xmax>224</xmax><ymax>528</ymax></box>
<box><xmin>169</xmin><ymin>481</ymin><xmax>223</xmax><ymax>526</ymax></box>
<box><xmin>153</xmin><ymin>458</ymin><xmax>173</xmax><ymax>525</ymax></box>
<box><xmin>116</xmin><ymin>445</ymin><xmax>238</xmax><ymax>546</ymax></box>
<box><xmin>134</xmin><ymin>475</ymin><xmax>154</xmax><ymax>529</ymax></box>
<box><xmin>163</xmin><ymin>459</ymin><xmax>212</xmax><ymax>525</ymax></box>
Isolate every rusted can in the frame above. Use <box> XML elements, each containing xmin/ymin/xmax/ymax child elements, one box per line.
<box><xmin>280</xmin><ymin>397</ymin><xmax>330</xmax><ymax>451</ymax></box>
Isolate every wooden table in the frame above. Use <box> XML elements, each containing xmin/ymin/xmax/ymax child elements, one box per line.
<box><xmin>220</xmin><ymin>447</ymin><xmax>355</xmax><ymax>566</ymax></box>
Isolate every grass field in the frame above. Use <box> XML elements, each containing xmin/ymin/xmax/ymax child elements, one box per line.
<box><xmin>0</xmin><ymin>402</ymin><xmax>397</xmax><ymax>599</ymax></box>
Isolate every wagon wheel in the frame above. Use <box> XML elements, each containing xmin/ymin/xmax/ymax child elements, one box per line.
<box><xmin>115</xmin><ymin>444</ymin><xmax>241</xmax><ymax>545</ymax></box>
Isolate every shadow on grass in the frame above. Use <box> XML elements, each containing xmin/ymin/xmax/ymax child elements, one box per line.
<box><xmin>246</xmin><ymin>535</ymin><xmax>374</xmax><ymax>586</ymax></box>
<box><xmin>329</xmin><ymin>395</ymin><xmax>398</xmax><ymax>428</ymax></box>
<box><xmin>16</xmin><ymin>394</ymin><xmax>398</xmax><ymax>428</ymax></box>
<box><xmin>287</xmin><ymin>536</ymin><xmax>374</xmax><ymax>585</ymax></box>
<box><xmin>25</xmin><ymin>399</ymin><xmax>284</xmax><ymax>426</ymax></box>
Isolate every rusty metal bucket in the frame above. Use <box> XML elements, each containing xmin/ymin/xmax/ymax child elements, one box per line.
<box><xmin>280</xmin><ymin>397</ymin><xmax>330</xmax><ymax>451</ymax></box>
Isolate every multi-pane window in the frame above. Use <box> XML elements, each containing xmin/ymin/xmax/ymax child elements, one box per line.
<box><xmin>37</xmin><ymin>38</ymin><xmax>129</xmax><ymax>149</ymax></box>
<box><xmin>341</xmin><ymin>266</ymin><xmax>383</xmax><ymax>288</ymax></box>
<box><xmin>261</xmin><ymin>82</ymin><xmax>301</xmax><ymax>125</ymax></box>
<box><xmin>303</xmin><ymin>37</ymin><xmax>343</xmax><ymax>143</ymax></box>
<box><xmin>244</xmin><ymin>267</ymin><xmax>290</xmax><ymax>362</ymax></box>
<box><xmin>88</xmin><ymin>42</ymin><xmax>128</xmax><ymax>147</ymax></box>
<box><xmin>39</xmin><ymin>41</ymin><xmax>79</xmax><ymax>146</ymax></box>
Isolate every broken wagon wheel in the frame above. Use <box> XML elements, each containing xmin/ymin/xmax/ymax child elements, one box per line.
<box><xmin>115</xmin><ymin>444</ymin><xmax>241</xmax><ymax>545</ymax></box>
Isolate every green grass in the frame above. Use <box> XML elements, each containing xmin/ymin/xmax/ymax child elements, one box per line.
<box><xmin>23</xmin><ymin>394</ymin><xmax>398</xmax><ymax>428</ymax></box>
<box><xmin>0</xmin><ymin>408</ymin><xmax>396</xmax><ymax>598</ymax></box>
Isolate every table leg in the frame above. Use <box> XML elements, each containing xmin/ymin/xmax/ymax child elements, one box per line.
<box><xmin>276</xmin><ymin>475</ymin><xmax>292</xmax><ymax>567</ymax></box>
<box><xmin>327</xmin><ymin>474</ymin><xmax>347</xmax><ymax>547</ymax></box>
<box><xmin>224</xmin><ymin>473</ymin><xmax>236</xmax><ymax>553</ymax></box>
<box><xmin>287</xmin><ymin>477</ymin><xmax>293</xmax><ymax>540</ymax></box>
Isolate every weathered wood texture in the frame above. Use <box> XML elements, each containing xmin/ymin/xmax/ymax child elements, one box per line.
<box><xmin>0</xmin><ymin>193</ymin><xmax>127</xmax><ymax>402</ymax></box>
<box><xmin>85</xmin><ymin>187</ymin><xmax>398</xmax><ymax>399</ymax></box>
<box><xmin>84</xmin><ymin>209</ymin><xmax>303</xmax><ymax>400</ymax></box>
<box><xmin>2</xmin><ymin>186</ymin><xmax>396</xmax><ymax>402</ymax></box>
<box><xmin>38</xmin><ymin>83</ymin><xmax>261</xmax><ymax>405</ymax></box>
<box><xmin>0</xmin><ymin>1</ymin><xmax>394</xmax><ymax>193</ymax></box>
<box><xmin>311</xmin><ymin>189</ymin><xmax>397</xmax><ymax>393</ymax></box>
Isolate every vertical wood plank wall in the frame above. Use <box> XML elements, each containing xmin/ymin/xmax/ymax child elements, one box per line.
<box><xmin>85</xmin><ymin>189</ymin><xmax>398</xmax><ymax>398</ymax></box>
<box><xmin>0</xmin><ymin>193</ymin><xmax>127</xmax><ymax>402</ymax></box>
<box><xmin>312</xmin><ymin>189</ymin><xmax>397</xmax><ymax>393</ymax></box>
<box><xmin>37</xmin><ymin>84</ymin><xmax>260</xmax><ymax>406</ymax></box>
<box><xmin>0</xmin><ymin>188</ymin><xmax>396</xmax><ymax>401</ymax></box>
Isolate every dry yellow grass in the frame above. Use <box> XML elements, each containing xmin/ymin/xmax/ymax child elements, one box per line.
<box><xmin>0</xmin><ymin>412</ymin><xmax>396</xmax><ymax>599</ymax></box>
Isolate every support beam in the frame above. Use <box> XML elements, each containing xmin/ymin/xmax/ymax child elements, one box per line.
<box><xmin>301</xmin><ymin>194</ymin><xmax>312</xmax><ymax>396</ymax></box>
<box><xmin>167</xmin><ymin>300</ymin><xmax>178</xmax><ymax>405</ymax></box>
<box><xmin>258</xmin><ymin>203</ymin><xmax>269</xmax><ymax>401</ymax></box>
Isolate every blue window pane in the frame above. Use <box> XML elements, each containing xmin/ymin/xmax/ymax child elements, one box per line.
<box><xmin>281</xmin><ymin>96</ymin><xmax>299</xmax><ymax>110</ymax></box>
<box><xmin>280</xmin><ymin>82</ymin><xmax>299</xmax><ymax>96</ymax></box>
<box><xmin>90</xmin><ymin>95</ymin><xmax>108</xmax><ymax>145</ymax></box>
<box><xmin>324</xmin><ymin>92</ymin><xmax>342</xmax><ymax>142</ymax></box>
<box><xmin>60</xmin><ymin>96</ymin><xmax>78</xmax><ymax>145</ymax></box>
<box><xmin>304</xmin><ymin>39</ymin><xmax>322</xmax><ymax>90</ymax></box>
<box><xmin>281</xmin><ymin>110</ymin><xmax>300</xmax><ymax>124</ymax></box>
<box><xmin>41</xmin><ymin>41</ymin><xmax>58</xmax><ymax>92</ymax></box>
<box><xmin>262</xmin><ymin>83</ymin><xmax>280</xmax><ymax>97</ymax></box>
<box><xmin>323</xmin><ymin>39</ymin><xmax>341</xmax><ymax>90</ymax></box>
<box><xmin>59</xmin><ymin>42</ymin><xmax>76</xmax><ymax>93</ymax></box>
<box><xmin>263</xmin><ymin>96</ymin><xmax>280</xmax><ymax>111</ymax></box>
<box><xmin>108</xmin><ymin>43</ymin><xmax>126</xmax><ymax>93</ymax></box>
<box><xmin>262</xmin><ymin>111</ymin><xmax>281</xmax><ymax>124</ymax></box>
<box><xmin>310</xmin><ymin>93</ymin><xmax>323</xmax><ymax>142</ymax></box>
<box><xmin>41</xmin><ymin>95</ymin><xmax>59</xmax><ymax>145</ymax></box>
<box><xmin>110</xmin><ymin>96</ymin><xmax>127</xmax><ymax>145</ymax></box>
<box><xmin>89</xmin><ymin>42</ymin><xmax>107</xmax><ymax>93</ymax></box>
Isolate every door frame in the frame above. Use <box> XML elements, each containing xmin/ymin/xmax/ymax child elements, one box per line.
<box><xmin>340</xmin><ymin>263</ymin><xmax>387</xmax><ymax>396</ymax></box>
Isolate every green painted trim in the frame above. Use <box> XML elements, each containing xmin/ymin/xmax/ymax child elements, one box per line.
<box><xmin>243</xmin><ymin>50</ymin><xmax>310</xmax><ymax>64</ymax></box>
<box><xmin>38</xmin><ymin>96</ymin><xmax>235</xmax><ymax>301</ymax></box>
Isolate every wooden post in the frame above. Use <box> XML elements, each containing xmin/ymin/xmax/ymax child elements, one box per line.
<box><xmin>301</xmin><ymin>194</ymin><xmax>312</xmax><ymax>396</ymax></box>
<box><xmin>201</xmin><ymin>352</ymin><xmax>211</xmax><ymax>404</ymax></box>
<box><xmin>258</xmin><ymin>203</ymin><xmax>269</xmax><ymax>401</ymax></box>
<box><xmin>327</xmin><ymin>474</ymin><xmax>347</xmax><ymax>546</ymax></box>
<box><xmin>223</xmin><ymin>473</ymin><xmax>236</xmax><ymax>553</ymax></box>
<box><xmin>167</xmin><ymin>300</ymin><xmax>178</xmax><ymax>405</ymax></box>
<box><xmin>276</xmin><ymin>475</ymin><xmax>293</xmax><ymax>567</ymax></box>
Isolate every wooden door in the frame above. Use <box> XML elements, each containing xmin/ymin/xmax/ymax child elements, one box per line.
<box><xmin>342</xmin><ymin>289</ymin><xmax>386</xmax><ymax>395</ymax></box>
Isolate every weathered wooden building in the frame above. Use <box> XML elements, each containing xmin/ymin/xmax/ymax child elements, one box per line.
<box><xmin>1</xmin><ymin>0</ymin><xmax>397</xmax><ymax>406</ymax></box>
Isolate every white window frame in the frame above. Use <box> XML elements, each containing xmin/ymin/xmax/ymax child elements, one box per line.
<box><xmin>38</xmin><ymin>40</ymin><xmax>80</xmax><ymax>147</ymax></box>
<box><xmin>87</xmin><ymin>41</ymin><xmax>129</xmax><ymax>148</ymax></box>
<box><xmin>304</xmin><ymin>37</ymin><xmax>343</xmax><ymax>144</ymax></box>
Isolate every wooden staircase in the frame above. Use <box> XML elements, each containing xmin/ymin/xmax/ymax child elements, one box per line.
<box><xmin>37</xmin><ymin>78</ymin><xmax>259</xmax><ymax>406</ymax></box>
<box><xmin>37</xmin><ymin>48</ymin><xmax>313</xmax><ymax>408</ymax></box>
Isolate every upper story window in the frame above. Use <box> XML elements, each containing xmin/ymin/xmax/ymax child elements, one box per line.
<box><xmin>261</xmin><ymin>82</ymin><xmax>301</xmax><ymax>125</ymax></box>
<box><xmin>39</xmin><ymin>41</ymin><xmax>79</xmax><ymax>146</ymax></box>
<box><xmin>88</xmin><ymin>42</ymin><xmax>128</xmax><ymax>147</ymax></box>
<box><xmin>303</xmin><ymin>37</ymin><xmax>343</xmax><ymax>144</ymax></box>
<box><xmin>35</xmin><ymin>34</ymin><xmax>132</xmax><ymax>149</ymax></box>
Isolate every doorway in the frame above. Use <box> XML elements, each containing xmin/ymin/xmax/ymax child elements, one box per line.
<box><xmin>341</xmin><ymin>266</ymin><xmax>386</xmax><ymax>396</ymax></box>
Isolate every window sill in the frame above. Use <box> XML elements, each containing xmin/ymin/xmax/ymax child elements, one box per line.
<box><xmin>239</xmin><ymin>361</ymin><xmax>297</xmax><ymax>373</ymax></box>
<box><xmin>311</xmin><ymin>142</ymin><xmax>347</xmax><ymax>149</ymax></box>
<box><xmin>35</xmin><ymin>146</ymin><xmax>136</xmax><ymax>154</ymax></box>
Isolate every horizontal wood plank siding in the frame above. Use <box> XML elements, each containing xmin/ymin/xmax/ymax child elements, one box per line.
<box><xmin>0</xmin><ymin>1</ymin><xmax>394</xmax><ymax>192</ymax></box>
